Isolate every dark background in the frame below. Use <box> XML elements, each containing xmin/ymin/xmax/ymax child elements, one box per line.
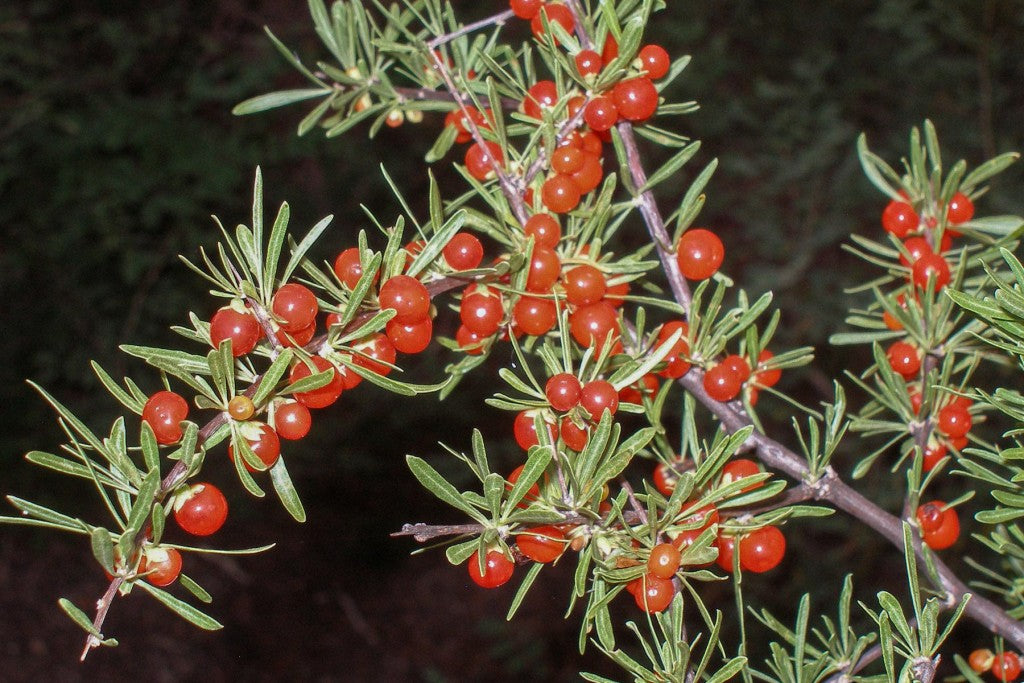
<box><xmin>2</xmin><ymin>0</ymin><xmax>1023</xmax><ymax>680</ymax></box>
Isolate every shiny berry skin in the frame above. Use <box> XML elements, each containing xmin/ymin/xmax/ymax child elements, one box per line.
<box><xmin>752</xmin><ymin>350</ymin><xmax>780</xmax><ymax>387</ymax></box>
<box><xmin>601</xmin><ymin>32</ymin><xmax>619</xmax><ymax>62</ymax></box>
<box><xmin>648</xmin><ymin>543</ymin><xmax>681</xmax><ymax>579</ymax></box>
<box><xmin>507</xmin><ymin>464</ymin><xmax>541</xmax><ymax>507</ymax></box>
<box><xmin>580</xmin><ymin>380</ymin><xmax>619</xmax><ymax>418</ymax></box>
<box><xmin>545</xmin><ymin>373</ymin><xmax>582</xmax><ymax>412</ymax></box>
<box><xmin>139</xmin><ymin>547</ymin><xmax>183</xmax><ymax>587</ymax></box>
<box><xmin>210</xmin><ymin>306</ymin><xmax>261</xmax><ymax>357</ymax></box>
<box><xmin>921</xmin><ymin>442</ymin><xmax>947</xmax><ymax>472</ymax></box>
<box><xmin>722</xmin><ymin>458</ymin><xmax>763</xmax><ymax>492</ymax></box>
<box><xmin>514</xmin><ymin>409</ymin><xmax>556</xmax><ymax>450</ymax></box>
<box><xmin>443</xmin><ymin>232</ymin><xmax>484</xmax><ymax>271</ymax></box>
<box><xmin>465</xmin><ymin>141</ymin><xmax>504</xmax><ymax>180</ymax></box>
<box><xmin>275</xmin><ymin>320</ymin><xmax>316</xmax><ymax>348</ymax></box>
<box><xmin>574</xmin><ymin>49</ymin><xmax>602</xmax><ymax>77</ymax></box>
<box><xmin>569</xmin><ymin>302</ymin><xmax>620</xmax><ymax>350</ymax></box>
<box><xmin>467</xmin><ymin>549</ymin><xmax>515</xmax><ymax>588</ymax></box>
<box><xmin>523</xmin><ymin>80</ymin><xmax>558</xmax><ymax>119</ymax></box>
<box><xmin>523</xmin><ymin>214</ymin><xmax>561</xmax><ymax>248</ymax></box>
<box><xmin>274</xmin><ymin>400</ymin><xmax>312</xmax><ymax>440</ymax></box>
<box><xmin>886</xmin><ymin>341</ymin><xmax>921</xmax><ymax>379</ymax></box>
<box><xmin>542</xmin><ymin>174</ymin><xmax>582</xmax><ymax>214</ymax></box>
<box><xmin>619</xmin><ymin>373</ymin><xmax>659</xmax><ymax>405</ymax></box>
<box><xmin>912</xmin><ymin>252</ymin><xmax>951</xmax><ymax>290</ymax></box>
<box><xmin>560</xmin><ymin>417</ymin><xmax>589</xmax><ymax>450</ymax></box>
<box><xmin>969</xmin><ymin>649</ymin><xmax>994</xmax><ymax>674</ymax></box>
<box><xmin>563</xmin><ymin>264</ymin><xmax>607</xmax><ymax>306</ymax></box>
<box><xmin>460</xmin><ymin>287</ymin><xmax>504</xmax><ymax>336</ymax></box>
<box><xmin>333</xmin><ymin>247</ymin><xmax>375</xmax><ymax>289</ymax></box>
<box><xmin>516</xmin><ymin>526</ymin><xmax>567</xmax><ymax>563</ymax></box>
<box><xmin>721</xmin><ymin>354</ymin><xmax>751</xmax><ymax>382</ymax></box>
<box><xmin>637</xmin><ymin>44</ymin><xmax>670</xmax><ymax>79</ymax></box>
<box><xmin>612</xmin><ymin>77</ymin><xmax>659</xmax><ymax>121</ymax></box>
<box><xmin>715</xmin><ymin>533</ymin><xmax>737</xmax><ymax>572</ymax></box>
<box><xmin>994</xmin><ymin>652</ymin><xmax>1021</xmax><ymax>682</ymax></box>
<box><xmin>272</xmin><ymin>283</ymin><xmax>318</xmax><ymax>333</ymax></box>
<box><xmin>703</xmin><ymin>363</ymin><xmax>743</xmax><ymax>402</ymax></box>
<box><xmin>739</xmin><ymin>526</ymin><xmax>786</xmax><ymax>573</ymax></box>
<box><xmin>509</xmin><ymin>0</ymin><xmax>542</xmax><ymax>19</ymax></box>
<box><xmin>882</xmin><ymin>200</ymin><xmax>919</xmax><ymax>237</ymax></box>
<box><xmin>227</xmin><ymin>395</ymin><xmax>255</xmax><ymax>421</ymax></box>
<box><xmin>229</xmin><ymin>423</ymin><xmax>281</xmax><ymax>471</ymax></box>
<box><xmin>530</xmin><ymin>3</ymin><xmax>574</xmax><ymax>43</ymax></box>
<box><xmin>385</xmin><ymin>316</ymin><xmax>433</xmax><ymax>355</ymax></box>
<box><xmin>947</xmin><ymin>192</ymin><xmax>975</xmax><ymax>225</ymax></box>
<box><xmin>656</xmin><ymin>321</ymin><xmax>691</xmax><ymax>379</ymax></box>
<box><xmin>444</xmin><ymin>107</ymin><xmax>486</xmax><ymax>143</ymax></box>
<box><xmin>289</xmin><ymin>356</ymin><xmax>344</xmax><ymax>409</ymax></box>
<box><xmin>653</xmin><ymin>462</ymin><xmax>681</xmax><ymax>496</ymax></box>
<box><xmin>632</xmin><ymin>573</ymin><xmax>674</xmax><ymax>613</ymax></box>
<box><xmin>352</xmin><ymin>333</ymin><xmax>397</xmax><ymax>376</ymax></box>
<box><xmin>604</xmin><ymin>280</ymin><xmax>630</xmax><ymax>307</ymax></box>
<box><xmin>571</xmin><ymin>154</ymin><xmax>604</xmax><ymax>194</ymax></box>
<box><xmin>512</xmin><ymin>295</ymin><xmax>557</xmax><ymax>336</ymax></box>
<box><xmin>174</xmin><ymin>483</ymin><xmax>228</xmax><ymax>536</ymax></box>
<box><xmin>937</xmin><ymin>404</ymin><xmax>972</xmax><ymax>439</ymax></box>
<box><xmin>916</xmin><ymin>500</ymin><xmax>960</xmax><ymax>550</ymax></box>
<box><xmin>456</xmin><ymin>324</ymin><xmax>487</xmax><ymax>355</ymax></box>
<box><xmin>143</xmin><ymin>391</ymin><xmax>189</xmax><ymax>445</ymax></box>
<box><xmin>526</xmin><ymin>246</ymin><xmax>562</xmax><ymax>292</ymax></box>
<box><xmin>583</xmin><ymin>97</ymin><xmax>619</xmax><ymax>132</ymax></box>
<box><xmin>900</xmin><ymin>236</ymin><xmax>932</xmax><ymax>266</ymax></box>
<box><xmin>677</xmin><ymin>229</ymin><xmax>725</xmax><ymax>280</ymax></box>
<box><xmin>551</xmin><ymin>146</ymin><xmax>584</xmax><ymax>175</ymax></box>
<box><xmin>378</xmin><ymin>275</ymin><xmax>430</xmax><ymax>324</ymax></box>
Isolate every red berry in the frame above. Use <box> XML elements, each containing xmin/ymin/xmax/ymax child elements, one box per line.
<box><xmin>994</xmin><ymin>652</ymin><xmax>1021</xmax><ymax>682</ymax></box>
<box><xmin>545</xmin><ymin>373</ymin><xmax>582</xmax><ymax>412</ymax></box>
<box><xmin>899</xmin><ymin>236</ymin><xmax>932</xmax><ymax>267</ymax></box>
<box><xmin>571</xmin><ymin>154</ymin><xmax>604</xmax><ymax>194</ymax></box>
<box><xmin>210</xmin><ymin>306</ymin><xmax>261</xmax><ymax>357</ymax></box>
<box><xmin>721</xmin><ymin>354</ymin><xmax>751</xmax><ymax>382</ymax></box>
<box><xmin>656</xmin><ymin>321</ymin><xmax>691</xmax><ymax>379</ymax></box>
<box><xmin>465</xmin><ymin>141</ymin><xmax>504</xmax><ymax>180</ymax></box>
<box><xmin>173</xmin><ymin>483</ymin><xmax>228</xmax><ymax>537</ymax></box>
<box><xmin>739</xmin><ymin>526</ymin><xmax>786</xmax><ymax>573</ymax></box>
<box><xmin>969</xmin><ymin>649</ymin><xmax>994</xmax><ymax>674</ymax></box>
<box><xmin>921</xmin><ymin>442</ymin><xmax>947</xmax><ymax>472</ymax></box>
<box><xmin>580</xmin><ymin>380</ymin><xmax>619</xmax><ymax>418</ymax></box>
<box><xmin>583</xmin><ymin>96</ymin><xmax>619</xmax><ymax>132</ymax></box>
<box><xmin>648</xmin><ymin>543</ymin><xmax>681</xmax><ymax>579</ymax></box>
<box><xmin>516</xmin><ymin>526</ymin><xmax>567</xmax><ymax>563</ymax></box>
<box><xmin>563</xmin><ymin>264</ymin><xmax>607</xmax><ymax>306</ymax></box>
<box><xmin>274</xmin><ymin>401</ymin><xmax>312</xmax><ymax>441</ymax></box>
<box><xmin>569</xmin><ymin>302</ymin><xmax>620</xmax><ymax>350</ymax></box>
<box><xmin>275</xmin><ymin>320</ymin><xmax>316</xmax><ymax>348</ymax></box>
<box><xmin>512</xmin><ymin>295</ymin><xmax>557</xmax><ymax>336</ymax></box>
<box><xmin>912</xmin><ymin>252</ymin><xmax>951</xmax><ymax>290</ymax></box>
<box><xmin>460</xmin><ymin>287</ymin><xmax>504</xmax><ymax>336</ymax></box>
<box><xmin>703</xmin><ymin>363</ymin><xmax>742</xmax><ymax>402</ymax></box>
<box><xmin>523</xmin><ymin>80</ymin><xmax>558</xmax><ymax>119</ymax></box>
<box><xmin>526</xmin><ymin>246</ymin><xmax>562</xmax><ymax>292</ymax></box>
<box><xmin>379</xmin><ymin>275</ymin><xmax>430</xmax><ymax>324</ymax></box>
<box><xmin>443</xmin><ymin>232</ymin><xmax>484</xmax><ymax>271</ymax></box>
<box><xmin>351</xmin><ymin>333</ymin><xmax>397</xmax><ymax>376</ymax></box>
<box><xmin>916</xmin><ymin>500</ymin><xmax>959</xmax><ymax>550</ymax></box>
<box><xmin>886</xmin><ymin>341</ymin><xmax>921</xmax><ymax>379</ymax></box>
<box><xmin>753</xmin><ymin>350</ymin><xmax>782</xmax><ymax>387</ymax></box>
<box><xmin>559</xmin><ymin>417</ymin><xmax>589</xmax><ymax>450</ymax></box>
<box><xmin>715</xmin><ymin>533</ymin><xmax>737</xmax><ymax>572</ymax></box>
<box><xmin>574</xmin><ymin>49</ymin><xmax>602</xmax><ymax>77</ymax></box>
<box><xmin>272</xmin><ymin>283</ymin><xmax>318</xmax><ymax>333</ymax></box>
<box><xmin>530</xmin><ymin>3</ymin><xmax>574</xmax><ymax>44</ymax></box>
<box><xmin>882</xmin><ymin>201</ymin><xmax>919</xmax><ymax>237</ymax></box>
<box><xmin>601</xmin><ymin>32</ymin><xmax>618</xmax><ymax>63</ymax></box>
<box><xmin>637</xmin><ymin>44</ymin><xmax>670</xmax><ymax>79</ymax></box>
<box><xmin>514</xmin><ymin>409</ymin><xmax>556</xmax><ymax>450</ymax></box>
<box><xmin>507</xmin><ymin>464</ymin><xmax>541</xmax><ymax>507</ymax></box>
<box><xmin>937</xmin><ymin>404</ymin><xmax>972</xmax><ymax>439</ymax></box>
<box><xmin>385</xmin><ymin>316</ymin><xmax>433</xmax><ymax>354</ymax></box>
<box><xmin>509</xmin><ymin>0</ymin><xmax>542</xmax><ymax>19</ymax></box>
<box><xmin>467</xmin><ymin>549</ymin><xmax>515</xmax><ymax>588</ymax></box>
<box><xmin>333</xmin><ymin>247</ymin><xmax>376</xmax><ymax>289</ymax></box>
<box><xmin>632</xmin><ymin>573</ymin><xmax>674</xmax><ymax>613</ymax></box>
<box><xmin>551</xmin><ymin>146</ymin><xmax>584</xmax><ymax>175</ymax></box>
<box><xmin>542</xmin><ymin>174</ymin><xmax>582</xmax><ymax>214</ymax></box>
<box><xmin>456</xmin><ymin>324</ymin><xmax>487</xmax><ymax>355</ymax></box>
<box><xmin>604</xmin><ymin>280</ymin><xmax>630</xmax><ymax>307</ymax></box>
<box><xmin>676</xmin><ymin>229</ymin><xmax>725</xmax><ymax>280</ymax></box>
<box><xmin>619</xmin><ymin>373</ymin><xmax>659</xmax><ymax>404</ymax></box>
<box><xmin>611</xmin><ymin>77</ymin><xmax>658</xmax><ymax>121</ymax></box>
<box><xmin>229</xmin><ymin>423</ymin><xmax>281</xmax><ymax>471</ymax></box>
<box><xmin>653</xmin><ymin>461</ymin><xmax>681</xmax><ymax>496</ymax></box>
<box><xmin>524</xmin><ymin>214</ymin><xmax>561</xmax><ymax>248</ymax></box>
<box><xmin>139</xmin><ymin>547</ymin><xmax>183</xmax><ymax>587</ymax></box>
<box><xmin>947</xmin><ymin>192</ymin><xmax>975</xmax><ymax>225</ymax></box>
<box><xmin>289</xmin><ymin>356</ymin><xmax>344</xmax><ymax>409</ymax></box>
<box><xmin>722</xmin><ymin>458</ymin><xmax>763</xmax><ymax>492</ymax></box>
<box><xmin>142</xmin><ymin>391</ymin><xmax>189</xmax><ymax>445</ymax></box>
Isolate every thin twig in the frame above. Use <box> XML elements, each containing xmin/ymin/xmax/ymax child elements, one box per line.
<box><xmin>427</xmin><ymin>10</ymin><xmax>514</xmax><ymax>50</ymax></box>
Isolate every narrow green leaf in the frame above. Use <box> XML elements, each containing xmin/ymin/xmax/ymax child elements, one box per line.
<box><xmin>139</xmin><ymin>421</ymin><xmax>160</xmax><ymax>473</ymax></box>
<box><xmin>90</xmin><ymin>528</ymin><xmax>115</xmax><ymax>573</ymax></box>
<box><xmin>59</xmin><ymin>598</ymin><xmax>102</xmax><ymax>637</ymax></box>
<box><xmin>138</xmin><ymin>582</ymin><xmax>223</xmax><ymax>630</ymax></box>
<box><xmin>262</xmin><ymin>201</ymin><xmax>291</xmax><ymax>295</ymax></box>
<box><xmin>25</xmin><ymin>450</ymin><xmax>93</xmax><ymax>480</ymax></box>
<box><xmin>91</xmin><ymin>362</ymin><xmax>145</xmax><ymax>413</ymax></box>
<box><xmin>7</xmin><ymin>496</ymin><xmax>89</xmax><ymax>532</ymax></box>
<box><xmin>232</xmin><ymin>88</ymin><xmax>331</xmax><ymax>116</ymax></box>
<box><xmin>506</xmin><ymin>562</ymin><xmax>543</xmax><ymax>620</ymax></box>
<box><xmin>280</xmin><ymin>214</ymin><xmax>334</xmax><ymax>285</ymax></box>
<box><xmin>502</xmin><ymin>446</ymin><xmax>551</xmax><ymax>515</ymax></box>
<box><xmin>639</xmin><ymin>141</ymin><xmax>701</xmax><ymax>193</ymax></box>
<box><xmin>445</xmin><ymin>538</ymin><xmax>479</xmax><ymax>565</ymax></box>
<box><xmin>178</xmin><ymin>573</ymin><xmax>213</xmax><ymax>604</ymax></box>
<box><xmin>270</xmin><ymin>457</ymin><xmax>306</xmax><ymax>522</ymax></box>
<box><xmin>252</xmin><ymin>349</ymin><xmax>295</xmax><ymax>406</ymax></box>
<box><xmin>127</xmin><ymin>468</ymin><xmax>161</xmax><ymax>536</ymax></box>
<box><xmin>406</xmin><ymin>455</ymin><xmax>487</xmax><ymax>523</ymax></box>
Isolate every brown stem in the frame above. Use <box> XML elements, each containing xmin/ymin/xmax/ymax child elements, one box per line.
<box><xmin>427</xmin><ymin>10</ymin><xmax>514</xmax><ymax>50</ymax></box>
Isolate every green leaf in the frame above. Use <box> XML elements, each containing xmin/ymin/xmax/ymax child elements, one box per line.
<box><xmin>7</xmin><ymin>496</ymin><xmax>89</xmax><ymax>532</ymax></box>
<box><xmin>406</xmin><ymin>455</ymin><xmax>487</xmax><ymax>523</ymax></box>
<box><xmin>59</xmin><ymin>598</ymin><xmax>103</xmax><ymax>637</ymax></box>
<box><xmin>231</xmin><ymin>88</ymin><xmax>332</xmax><ymax>116</ymax></box>
<box><xmin>270</xmin><ymin>457</ymin><xmax>306</xmax><ymax>522</ymax></box>
<box><xmin>506</xmin><ymin>562</ymin><xmax>543</xmax><ymax>621</ymax></box>
<box><xmin>252</xmin><ymin>349</ymin><xmax>295</xmax><ymax>406</ymax></box>
<box><xmin>178</xmin><ymin>573</ymin><xmax>214</xmax><ymax>604</ymax></box>
<box><xmin>126</xmin><ymin>468</ymin><xmax>161</xmax><ymax>537</ymax></box>
<box><xmin>502</xmin><ymin>446</ymin><xmax>551</xmax><ymax>515</ymax></box>
<box><xmin>445</xmin><ymin>538</ymin><xmax>479</xmax><ymax>565</ymax></box>
<box><xmin>25</xmin><ymin>450</ymin><xmax>93</xmax><ymax>480</ymax></box>
<box><xmin>639</xmin><ymin>141</ymin><xmax>701</xmax><ymax>193</ymax></box>
<box><xmin>138</xmin><ymin>582</ymin><xmax>223</xmax><ymax>630</ymax></box>
<box><xmin>139</xmin><ymin>421</ymin><xmax>160</xmax><ymax>473</ymax></box>
<box><xmin>91</xmin><ymin>362</ymin><xmax>145</xmax><ymax>413</ymax></box>
<box><xmin>90</xmin><ymin>528</ymin><xmax>115</xmax><ymax>574</ymax></box>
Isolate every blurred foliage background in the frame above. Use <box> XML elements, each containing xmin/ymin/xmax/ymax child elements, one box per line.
<box><xmin>1</xmin><ymin>0</ymin><xmax>1022</xmax><ymax>680</ymax></box>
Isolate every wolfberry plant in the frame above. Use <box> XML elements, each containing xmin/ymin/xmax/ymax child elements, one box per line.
<box><xmin>6</xmin><ymin>0</ymin><xmax>1024</xmax><ymax>680</ymax></box>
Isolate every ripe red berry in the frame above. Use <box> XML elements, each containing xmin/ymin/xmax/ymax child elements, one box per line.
<box><xmin>523</xmin><ymin>213</ymin><xmax>561</xmax><ymax>248</ymax></box>
<box><xmin>753</xmin><ymin>349</ymin><xmax>782</xmax><ymax>387</ymax></box>
<box><xmin>969</xmin><ymin>648</ymin><xmax>994</xmax><ymax>674</ymax></box>
<box><xmin>512</xmin><ymin>295</ymin><xmax>557</xmax><ymax>336</ymax></box>
<box><xmin>648</xmin><ymin>543</ymin><xmax>681</xmax><ymax>579</ymax></box>
<box><xmin>516</xmin><ymin>526</ymin><xmax>567</xmax><ymax>563</ymax></box>
<box><xmin>899</xmin><ymin>236</ymin><xmax>932</xmax><ymax>267</ymax></box>
<box><xmin>229</xmin><ymin>423</ymin><xmax>281</xmax><ymax>471</ymax></box>
<box><xmin>272</xmin><ymin>283</ymin><xmax>318</xmax><ymax>333</ymax></box>
<box><xmin>289</xmin><ymin>356</ymin><xmax>344</xmax><ymax>409</ymax></box>
<box><xmin>583</xmin><ymin>96</ymin><xmax>619</xmax><ymax>132</ymax></box>
<box><xmin>637</xmin><ymin>44</ymin><xmax>670</xmax><ymax>79</ymax></box>
<box><xmin>722</xmin><ymin>458</ymin><xmax>763</xmax><ymax>492</ymax></box>
<box><xmin>569</xmin><ymin>302</ymin><xmax>620</xmax><ymax>350</ymax></box>
<box><xmin>385</xmin><ymin>316</ymin><xmax>433</xmax><ymax>354</ymax></box>
<box><xmin>703</xmin><ymin>363</ymin><xmax>743</xmax><ymax>402</ymax></box>
<box><xmin>882</xmin><ymin>200</ymin><xmax>919</xmax><ymax>238</ymax></box>
<box><xmin>507</xmin><ymin>464</ymin><xmax>541</xmax><ymax>507</ymax></box>
<box><xmin>601</xmin><ymin>32</ymin><xmax>619</xmax><ymax>63</ymax></box>
<box><xmin>886</xmin><ymin>341</ymin><xmax>921</xmax><ymax>379</ymax></box>
<box><xmin>526</xmin><ymin>246</ymin><xmax>562</xmax><ymax>292</ymax></box>
<box><xmin>652</xmin><ymin>461</ymin><xmax>681</xmax><ymax>496</ymax></box>
<box><xmin>656</xmin><ymin>321</ymin><xmax>691</xmax><ymax>379</ymax></box>
<box><xmin>139</xmin><ymin>547</ymin><xmax>183</xmax><ymax>587</ymax></box>
<box><xmin>580</xmin><ymin>380</ymin><xmax>619</xmax><ymax>418</ymax></box>
<box><xmin>443</xmin><ymin>232</ymin><xmax>484</xmax><ymax>271</ymax></box>
<box><xmin>142</xmin><ymin>391</ymin><xmax>189</xmax><ymax>445</ymax></box>
<box><xmin>563</xmin><ymin>264</ymin><xmax>607</xmax><ymax>306</ymax></box>
<box><xmin>916</xmin><ymin>500</ymin><xmax>960</xmax><ymax>550</ymax></box>
<box><xmin>173</xmin><ymin>483</ymin><xmax>228</xmax><ymax>537</ymax></box>
<box><xmin>210</xmin><ymin>306</ymin><xmax>261</xmax><ymax>357</ymax></box>
<box><xmin>937</xmin><ymin>404</ymin><xmax>972</xmax><ymax>439</ymax></box>
<box><xmin>559</xmin><ymin>417</ymin><xmax>589</xmax><ymax>450</ymax></box>
<box><xmin>465</xmin><ymin>141</ymin><xmax>504</xmax><ymax>180</ymax></box>
<box><xmin>715</xmin><ymin>533</ymin><xmax>737</xmax><ymax>572</ymax></box>
<box><xmin>530</xmin><ymin>3</ymin><xmax>574</xmax><ymax>44</ymax></box>
<box><xmin>542</xmin><ymin>174</ymin><xmax>582</xmax><ymax>214</ymax></box>
<box><xmin>333</xmin><ymin>247</ymin><xmax>375</xmax><ymax>289</ymax></box>
<box><xmin>571</xmin><ymin>154</ymin><xmax>604</xmax><ymax>194</ymax></box>
<box><xmin>274</xmin><ymin>400</ymin><xmax>312</xmax><ymax>441</ymax></box>
<box><xmin>467</xmin><ymin>549</ymin><xmax>515</xmax><ymax>588</ymax></box>
<box><xmin>574</xmin><ymin>49</ymin><xmax>602</xmax><ymax>77</ymax></box>
<box><xmin>721</xmin><ymin>354</ymin><xmax>751</xmax><ymax>383</ymax></box>
<box><xmin>618</xmin><ymin>373</ymin><xmax>658</xmax><ymax>404</ymax></box>
<box><xmin>551</xmin><ymin>146</ymin><xmax>584</xmax><ymax>175</ymax></box>
<box><xmin>947</xmin><ymin>192</ymin><xmax>975</xmax><ymax>225</ymax></box>
<box><xmin>275</xmin><ymin>320</ymin><xmax>316</xmax><ymax>348</ymax></box>
<box><xmin>994</xmin><ymin>652</ymin><xmax>1022</xmax><ymax>682</ymax></box>
<box><xmin>523</xmin><ymin>80</ymin><xmax>558</xmax><ymax>119</ymax></box>
<box><xmin>460</xmin><ymin>287</ymin><xmax>504</xmax><ymax>336</ymax></box>
<box><xmin>456</xmin><ymin>324</ymin><xmax>487</xmax><ymax>355</ymax></box>
<box><xmin>378</xmin><ymin>275</ymin><xmax>430</xmax><ymax>324</ymax></box>
<box><xmin>921</xmin><ymin>442</ymin><xmax>947</xmax><ymax>472</ymax></box>
<box><xmin>545</xmin><ymin>373</ymin><xmax>582</xmax><ymax>412</ymax></box>
<box><xmin>739</xmin><ymin>526</ymin><xmax>786</xmax><ymax>573</ymax></box>
<box><xmin>912</xmin><ymin>252</ymin><xmax>951</xmax><ymax>290</ymax></box>
<box><xmin>351</xmin><ymin>333</ymin><xmax>397</xmax><ymax>376</ymax></box>
<box><xmin>632</xmin><ymin>573</ymin><xmax>674</xmax><ymax>613</ymax></box>
<box><xmin>677</xmin><ymin>228</ymin><xmax>725</xmax><ymax>280</ymax></box>
<box><xmin>509</xmin><ymin>0</ymin><xmax>542</xmax><ymax>20</ymax></box>
<box><xmin>612</xmin><ymin>77</ymin><xmax>659</xmax><ymax>121</ymax></box>
<box><xmin>514</xmin><ymin>409</ymin><xmax>556</xmax><ymax>450</ymax></box>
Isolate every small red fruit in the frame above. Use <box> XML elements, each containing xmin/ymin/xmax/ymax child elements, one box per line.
<box><xmin>378</xmin><ymin>275</ymin><xmax>431</xmax><ymax>324</ymax></box>
<box><xmin>516</xmin><ymin>526</ymin><xmax>567</xmax><ymax>563</ymax></box>
<box><xmin>139</xmin><ymin>547</ymin><xmax>183</xmax><ymax>587</ymax></box>
<box><xmin>509</xmin><ymin>0</ymin><xmax>542</xmax><ymax>20</ymax></box>
<box><xmin>653</xmin><ymin>461</ymin><xmax>681</xmax><ymax>496</ymax></box>
<box><xmin>443</xmin><ymin>232</ymin><xmax>484</xmax><ymax>271</ymax></box>
<box><xmin>637</xmin><ymin>44</ymin><xmax>670</xmax><ymax>79</ymax></box>
<box><xmin>523</xmin><ymin>80</ymin><xmax>558</xmax><ymax>119</ymax></box>
<box><xmin>559</xmin><ymin>417</ymin><xmax>589</xmax><ymax>450</ymax></box>
<box><xmin>753</xmin><ymin>350</ymin><xmax>782</xmax><ymax>387</ymax></box>
<box><xmin>947</xmin><ymin>192</ymin><xmax>975</xmax><ymax>225</ymax></box>
<box><xmin>460</xmin><ymin>287</ymin><xmax>505</xmax><ymax>336</ymax></box>
<box><xmin>545</xmin><ymin>373</ymin><xmax>582</xmax><ymax>412</ymax></box>
<box><xmin>530</xmin><ymin>3</ymin><xmax>574</xmax><ymax>44</ymax></box>
<box><xmin>994</xmin><ymin>652</ymin><xmax>1021</xmax><ymax>682</ymax></box>
<box><xmin>523</xmin><ymin>214</ymin><xmax>561</xmax><ymax>248</ymax></box>
<box><xmin>632</xmin><ymin>573</ymin><xmax>674</xmax><ymax>613</ymax></box>
<box><xmin>648</xmin><ymin>543</ymin><xmax>681</xmax><ymax>579</ymax></box>
<box><xmin>456</xmin><ymin>324</ymin><xmax>487</xmax><ymax>355</ymax></box>
<box><xmin>351</xmin><ymin>333</ymin><xmax>397</xmax><ymax>376</ymax></box>
<box><xmin>333</xmin><ymin>247</ymin><xmax>376</xmax><ymax>289</ymax></box>
<box><xmin>912</xmin><ymin>252</ymin><xmax>951</xmax><ymax>290</ymax></box>
<box><xmin>611</xmin><ymin>77</ymin><xmax>659</xmax><ymax>121</ymax></box>
<box><xmin>551</xmin><ymin>146</ymin><xmax>584</xmax><ymax>175</ymax></box>
<box><xmin>882</xmin><ymin>200</ymin><xmax>919</xmax><ymax>238</ymax></box>
<box><xmin>465</xmin><ymin>141</ymin><xmax>504</xmax><ymax>180</ymax></box>
<box><xmin>722</xmin><ymin>458</ymin><xmax>763</xmax><ymax>492</ymax></box>
<box><xmin>676</xmin><ymin>229</ymin><xmax>725</xmax><ymax>280</ymax></box>
<box><xmin>272</xmin><ymin>283</ymin><xmax>318</xmax><ymax>333</ymax></box>
<box><xmin>210</xmin><ymin>306</ymin><xmax>261</xmax><ymax>356</ymax></box>
<box><xmin>274</xmin><ymin>401</ymin><xmax>312</xmax><ymax>441</ymax></box>
<box><xmin>583</xmin><ymin>96</ymin><xmax>619</xmax><ymax>132</ymax></box>
<box><xmin>173</xmin><ymin>483</ymin><xmax>228</xmax><ymax>536</ymax></box>
<box><xmin>514</xmin><ymin>410</ymin><xmax>556</xmax><ymax>450</ymax></box>
<box><xmin>916</xmin><ymin>500</ymin><xmax>960</xmax><ymax>550</ymax></box>
<box><xmin>739</xmin><ymin>526</ymin><xmax>786</xmax><ymax>573</ymax></box>
<box><xmin>468</xmin><ymin>549</ymin><xmax>515</xmax><ymax>588</ymax></box>
<box><xmin>507</xmin><ymin>464</ymin><xmax>541</xmax><ymax>507</ymax></box>
<box><xmin>721</xmin><ymin>354</ymin><xmax>751</xmax><ymax>383</ymax></box>
<box><xmin>574</xmin><ymin>50</ymin><xmax>602</xmax><ymax>77</ymax></box>
<box><xmin>886</xmin><ymin>341</ymin><xmax>921</xmax><ymax>379</ymax></box>
<box><xmin>289</xmin><ymin>356</ymin><xmax>344</xmax><ymax>409</ymax></box>
<box><xmin>142</xmin><ymin>391</ymin><xmax>189</xmax><ymax>445</ymax></box>
<box><xmin>385</xmin><ymin>316</ymin><xmax>433</xmax><ymax>354</ymax></box>
<box><xmin>969</xmin><ymin>648</ymin><xmax>994</xmax><ymax>674</ymax></box>
<box><xmin>512</xmin><ymin>295</ymin><xmax>557</xmax><ymax>336</ymax></box>
<box><xmin>563</xmin><ymin>264</ymin><xmax>607</xmax><ymax>306</ymax></box>
<box><xmin>656</xmin><ymin>321</ymin><xmax>691</xmax><ymax>379</ymax></box>
<box><xmin>542</xmin><ymin>174</ymin><xmax>582</xmax><ymax>214</ymax></box>
<box><xmin>227</xmin><ymin>395</ymin><xmax>255</xmax><ymax>421</ymax></box>
<box><xmin>715</xmin><ymin>533</ymin><xmax>737</xmax><ymax>572</ymax></box>
<box><xmin>580</xmin><ymin>380</ymin><xmax>619</xmax><ymax>418</ymax></box>
<box><xmin>228</xmin><ymin>423</ymin><xmax>281</xmax><ymax>471</ymax></box>
<box><xmin>569</xmin><ymin>302</ymin><xmax>620</xmax><ymax>350</ymax></box>
<box><xmin>937</xmin><ymin>404</ymin><xmax>972</xmax><ymax>439</ymax></box>
<box><xmin>526</xmin><ymin>246</ymin><xmax>562</xmax><ymax>292</ymax></box>
<box><xmin>703</xmin><ymin>364</ymin><xmax>742</xmax><ymax>402</ymax></box>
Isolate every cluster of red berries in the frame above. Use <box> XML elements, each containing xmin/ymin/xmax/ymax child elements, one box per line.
<box><xmin>512</xmin><ymin>373</ymin><xmax>620</xmax><ymax>452</ymax></box>
<box><xmin>903</xmin><ymin>388</ymin><xmax>974</xmax><ymax>472</ymax></box>
<box><xmin>970</xmin><ymin>648</ymin><xmax>1022</xmax><ymax>682</ymax></box>
<box><xmin>703</xmin><ymin>349</ymin><xmax>782</xmax><ymax>405</ymax></box>
<box><xmin>881</xmin><ymin>190</ymin><xmax>974</xmax><ymax>292</ymax></box>
<box><xmin>915</xmin><ymin>499</ymin><xmax>960</xmax><ymax>550</ymax></box>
